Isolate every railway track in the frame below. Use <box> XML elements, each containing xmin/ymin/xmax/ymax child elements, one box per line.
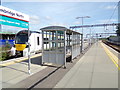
<box><xmin>103</xmin><ymin>41</ymin><xmax>120</xmax><ymax>53</ymax></box>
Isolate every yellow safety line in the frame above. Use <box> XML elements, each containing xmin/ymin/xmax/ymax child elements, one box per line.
<box><xmin>101</xmin><ymin>42</ymin><xmax>120</xmax><ymax>70</ymax></box>
<box><xmin>0</xmin><ymin>54</ymin><xmax>42</xmax><ymax>67</ymax></box>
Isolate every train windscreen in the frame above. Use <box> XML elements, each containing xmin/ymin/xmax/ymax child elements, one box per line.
<box><xmin>15</xmin><ymin>31</ymin><xmax>29</xmax><ymax>44</ymax></box>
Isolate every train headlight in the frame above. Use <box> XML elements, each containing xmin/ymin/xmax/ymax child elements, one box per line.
<box><xmin>26</xmin><ymin>45</ymin><xmax>28</xmax><ymax>48</ymax></box>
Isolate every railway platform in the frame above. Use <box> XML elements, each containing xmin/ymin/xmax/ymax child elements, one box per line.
<box><xmin>0</xmin><ymin>41</ymin><xmax>119</xmax><ymax>89</ymax></box>
<box><xmin>0</xmin><ymin>53</ymin><xmax>46</xmax><ymax>88</ymax></box>
<box><xmin>55</xmin><ymin>41</ymin><xmax>118</xmax><ymax>88</ymax></box>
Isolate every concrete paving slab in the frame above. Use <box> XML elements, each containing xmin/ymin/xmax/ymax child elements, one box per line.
<box><xmin>65</xmin><ymin>72</ymin><xmax>92</xmax><ymax>88</ymax></box>
<box><xmin>91</xmin><ymin>72</ymin><xmax>118</xmax><ymax>88</ymax></box>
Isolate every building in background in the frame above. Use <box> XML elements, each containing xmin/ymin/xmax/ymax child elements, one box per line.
<box><xmin>0</xmin><ymin>31</ymin><xmax>16</xmax><ymax>46</ymax></box>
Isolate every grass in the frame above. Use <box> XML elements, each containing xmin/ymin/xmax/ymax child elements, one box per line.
<box><xmin>0</xmin><ymin>43</ymin><xmax>11</xmax><ymax>61</ymax></box>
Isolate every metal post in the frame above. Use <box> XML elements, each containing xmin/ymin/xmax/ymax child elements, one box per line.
<box><xmin>64</xmin><ymin>30</ymin><xmax>66</xmax><ymax>68</ymax></box>
<box><xmin>60</xmin><ymin>33</ymin><xmax>62</xmax><ymax>48</ymax></box>
<box><xmin>69</xmin><ymin>34</ymin><xmax>70</xmax><ymax>46</ymax></box>
<box><xmin>90</xmin><ymin>28</ymin><xmax>91</xmax><ymax>45</ymax></box>
<box><xmin>52</xmin><ymin>32</ymin><xmax>54</xmax><ymax>48</ymax></box>
<box><xmin>48</xmin><ymin>31</ymin><xmax>50</xmax><ymax>64</ymax></box>
<box><xmin>76</xmin><ymin>16</ymin><xmax>90</xmax><ymax>51</ymax></box>
<box><xmin>49</xmin><ymin>31</ymin><xmax>50</xmax><ymax>51</ymax></box>
<box><xmin>55</xmin><ymin>30</ymin><xmax>58</xmax><ymax>64</ymax></box>
<box><xmin>81</xmin><ymin>18</ymin><xmax>84</xmax><ymax>52</ymax></box>
<box><xmin>81</xmin><ymin>34</ymin><xmax>83</xmax><ymax>53</ymax></box>
<box><xmin>46</xmin><ymin>31</ymin><xmax>47</xmax><ymax>50</ymax></box>
<box><xmin>82</xmin><ymin>17</ymin><xmax>83</xmax><ymax>34</ymax></box>
<box><xmin>42</xmin><ymin>30</ymin><xmax>44</xmax><ymax>65</ymax></box>
<box><xmin>71</xmin><ymin>32</ymin><xmax>73</xmax><ymax>60</ymax></box>
<box><xmin>28</xmin><ymin>23</ymin><xmax>31</xmax><ymax>75</ymax></box>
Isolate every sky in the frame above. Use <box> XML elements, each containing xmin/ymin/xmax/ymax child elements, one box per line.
<box><xmin>1</xmin><ymin>1</ymin><xmax>119</xmax><ymax>37</ymax></box>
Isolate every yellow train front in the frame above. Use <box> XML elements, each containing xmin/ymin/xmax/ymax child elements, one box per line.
<box><xmin>11</xmin><ymin>30</ymin><xmax>42</xmax><ymax>57</ymax></box>
<box><xmin>15</xmin><ymin>44</ymin><xmax>27</xmax><ymax>56</ymax></box>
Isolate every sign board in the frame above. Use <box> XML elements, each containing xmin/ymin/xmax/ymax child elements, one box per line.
<box><xmin>0</xmin><ymin>6</ymin><xmax>29</xmax><ymax>28</ymax></box>
<box><xmin>0</xmin><ymin>6</ymin><xmax>31</xmax><ymax>74</ymax></box>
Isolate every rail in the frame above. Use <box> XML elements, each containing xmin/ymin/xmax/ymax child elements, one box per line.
<box><xmin>102</xmin><ymin>40</ymin><xmax>120</xmax><ymax>53</ymax></box>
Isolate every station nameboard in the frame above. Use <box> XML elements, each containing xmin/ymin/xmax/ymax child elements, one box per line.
<box><xmin>0</xmin><ymin>6</ymin><xmax>29</xmax><ymax>28</ymax></box>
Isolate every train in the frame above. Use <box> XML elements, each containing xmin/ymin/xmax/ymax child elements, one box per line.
<box><xmin>10</xmin><ymin>30</ymin><xmax>62</xmax><ymax>57</ymax></box>
<box><xmin>11</xmin><ymin>30</ymin><xmax>42</xmax><ymax>57</ymax></box>
<box><xmin>10</xmin><ymin>28</ymin><xmax>76</xmax><ymax>57</ymax></box>
<box><xmin>106</xmin><ymin>36</ymin><xmax>120</xmax><ymax>46</ymax></box>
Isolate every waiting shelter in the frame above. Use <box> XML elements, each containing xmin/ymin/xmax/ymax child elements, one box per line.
<box><xmin>40</xmin><ymin>26</ymin><xmax>83</xmax><ymax>68</ymax></box>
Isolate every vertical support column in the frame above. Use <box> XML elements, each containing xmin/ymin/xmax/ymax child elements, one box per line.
<box><xmin>49</xmin><ymin>31</ymin><xmax>50</xmax><ymax>51</ymax></box>
<box><xmin>78</xmin><ymin>34</ymin><xmax>80</xmax><ymax>55</ymax></box>
<box><xmin>55</xmin><ymin>30</ymin><xmax>58</xmax><ymax>64</ymax></box>
<box><xmin>71</xmin><ymin>32</ymin><xmax>73</xmax><ymax>60</ymax></box>
<box><xmin>69</xmin><ymin>34</ymin><xmax>70</xmax><ymax>46</ymax></box>
<box><xmin>60</xmin><ymin>33</ymin><xmax>61</xmax><ymax>47</ymax></box>
<box><xmin>46</xmin><ymin>31</ymin><xmax>47</xmax><ymax>50</ymax></box>
<box><xmin>52</xmin><ymin>32</ymin><xmax>54</xmax><ymax>48</ymax></box>
<box><xmin>81</xmin><ymin>34</ymin><xmax>83</xmax><ymax>53</ymax></box>
<box><xmin>90</xmin><ymin>28</ymin><xmax>91</xmax><ymax>46</ymax></box>
<box><xmin>42</xmin><ymin>30</ymin><xmax>44</xmax><ymax>65</ymax></box>
<box><xmin>28</xmin><ymin>25</ymin><xmax>31</xmax><ymax>74</ymax></box>
<box><xmin>76</xmin><ymin>34</ymin><xmax>78</xmax><ymax>56</ymax></box>
<box><xmin>64</xmin><ymin>30</ymin><xmax>66</xmax><ymax>68</ymax></box>
<box><xmin>48</xmin><ymin>31</ymin><xmax>50</xmax><ymax>63</ymax></box>
<box><xmin>66</xmin><ymin>35</ymin><xmax>68</xmax><ymax>45</ymax></box>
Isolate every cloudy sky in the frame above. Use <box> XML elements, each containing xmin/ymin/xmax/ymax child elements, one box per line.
<box><xmin>2</xmin><ymin>1</ymin><xmax>119</xmax><ymax>37</ymax></box>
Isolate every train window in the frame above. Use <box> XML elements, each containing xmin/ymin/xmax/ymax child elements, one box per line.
<box><xmin>43</xmin><ymin>38</ymin><xmax>48</xmax><ymax>40</ymax></box>
<box><xmin>44</xmin><ymin>42</ymin><xmax>49</xmax><ymax>44</ymax></box>
<box><xmin>15</xmin><ymin>34</ymin><xmax>28</xmax><ymax>44</ymax></box>
<box><xmin>37</xmin><ymin>37</ymin><xmax>40</xmax><ymax>45</ymax></box>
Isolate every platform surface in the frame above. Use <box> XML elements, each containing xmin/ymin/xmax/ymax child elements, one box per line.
<box><xmin>0</xmin><ymin>41</ymin><xmax>119</xmax><ymax>89</ymax></box>
<box><xmin>55</xmin><ymin>41</ymin><xmax>118</xmax><ymax>88</ymax></box>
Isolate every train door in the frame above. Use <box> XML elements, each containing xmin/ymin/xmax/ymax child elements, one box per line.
<box><xmin>29</xmin><ymin>33</ymin><xmax>35</xmax><ymax>53</ymax></box>
<box><xmin>36</xmin><ymin>33</ymin><xmax>42</xmax><ymax>52</ymax></box>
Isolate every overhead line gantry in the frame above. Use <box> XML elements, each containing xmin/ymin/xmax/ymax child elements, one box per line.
<box><xmin>70</xmin><ymin>23</ymin><xmax>119</xmax><ymax>29</ymax></box>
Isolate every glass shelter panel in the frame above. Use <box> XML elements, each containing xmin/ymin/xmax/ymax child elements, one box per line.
<box><xmin>41</xmin><ymin>28</ymin><xmax>66</xmax><ymax>67</ymax></box>
<box><xmin>41</xmin><ymin>26</ymin><xmax>82</xmax><ymax>68</ymax></box>
<box><xmin>72</xmin><ymin>32</ymin><xmax>81</xmax><ymax>59</ymax></box>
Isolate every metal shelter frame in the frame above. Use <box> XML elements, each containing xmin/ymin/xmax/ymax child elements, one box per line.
<box><xmin>40</xmin><ymin>26</ymin><xmax>83</xmax><ymax>68</ymax></box>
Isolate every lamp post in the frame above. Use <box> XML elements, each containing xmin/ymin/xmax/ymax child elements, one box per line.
<box><xmin>76</xmin><ymin>16</ymin><xmax>90</xmax><ymax>34</ymax></box>
<box><xmin>76</xmin><ymin>16</ymin><xmax>90</xmax><ymax>51</ymax></box>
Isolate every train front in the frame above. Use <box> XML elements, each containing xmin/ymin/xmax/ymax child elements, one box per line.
<box><xmin>11</xmin><ymin>30</ymin><xmax>30</xmax><ymax>57</ymax></box>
